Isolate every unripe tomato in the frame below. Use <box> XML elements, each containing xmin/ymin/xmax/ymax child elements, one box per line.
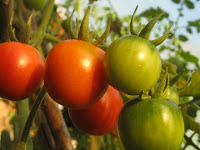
<box><xmin>23</xmin><ymin>0</ymin><xmax>47</xmax><ymax>11</ymax></box>
<box><xmin>104</xmin><ymin>35</ymin><xmax>161</xmax><ymax>95</ymax></box>
<box><xmin>44</xmin><ymin>40</ymin><xmax>108</xmax><ymax>109</ymax></box>
<box><xmin>118</xmin><ymin>97</ymin><xmax>184</xmax><ymax>150</ymax></box>
<box><xmin>0</xmin><ymin>42</ymin><xmax>44</xmax><ymax>100</ymax></box>
<box><xmin>161</xmin><ymin>86</ymin><xmax>179</xmax><ymax>105</ymax></box>
<box><xmin>68</xmin><ymin>86</ymin><xmax>123</xmax><ymax>135</ymax></box>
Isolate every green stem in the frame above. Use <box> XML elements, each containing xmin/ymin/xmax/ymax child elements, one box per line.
<box><xmin>44</xmin><ymin>33</ymin><xmax>62</xmax><ymax>43</ymax></box>
<box><xmin>179</xmin><ymin>99</ymin><xmax>200</xmax><ymax>106</ymax></box>
<box><xmin>17</xmin><ymin>99</ymin><xmax>33</xmax><ymax>150</ymax></box>
<box><xmin>191</xmin><ymin>103</ymin><xmax>200</xmax><ymax>110</ymax></box>
<box><xmin>77</xmin><ymin>0</ymin><xmax>81</xmax><ymax>20</ymax></box>
<box><xmin>16</xmin><ymin>86</ymin><xmax>46</xmax><ymax>150</ymax></box>
<box><xmin>33</xmin><ymin>0</ymin><xmax>54</xmax><ymax>48</ymax></box>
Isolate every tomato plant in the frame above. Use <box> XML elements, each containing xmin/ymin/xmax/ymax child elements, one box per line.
<box><xmin>23</xmin><ymin>0</ymin><xmax>47</xmax><ymax>11</ymax></box>
<box><xmin>0</xmin><ymin>42</ymin><xmax>44</xmax><ymax>100</ymax></box>
<box><xmin>118</xmin><ymin>97</ymin><xmax>184</xmax><ymax>150</ymax></box>
<box><xmin>44</xmin><ymin>40</ymin><xmax>108</xmax><ymax>109</ymax></box>
<box><xmin>68</xmin><ymin>86</ymin><xmax>123</xmax><ymax>135</ymax></box>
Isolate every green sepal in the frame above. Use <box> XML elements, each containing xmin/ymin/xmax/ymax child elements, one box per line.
<box><xmin>32</xmin><ymin>27</ymin><xmax>45</xmax><ymax>48</ymax></box>
<box><xmin>139</xmin><ymin>91</ymin><xmax>151</xmax><ymax>100</ymax></box>
<box><xmin>33</xmin><ymin>0</ymin><xmax>54</xmax><ymax>47</ymax></box>
<box><xmin>150</xmin><ymin>23</ymin><xmax>172</xmax><ymax>46</ymax></box>
<box><xmin>139</xmin><ymin>13</ymin><xmax>162</xmax><ymax>40</ymax></box>
<box><xmin>92</xmin><ymin>16</ymin><xmax>111</xmax><ymax>46</ymax></box>
<box><xmin>75</xmin><ymin>18</ymin><xmax>80</xmax><ymax>38</ymax></box>
<box><xmin>130</xmin><ymin>5</ymin><xmax>138</xmax><ymax>35</ymax></box>
<box><xmin>152</xmin><ymin>67</ymin><xmax>168</xmax><ymax>98</ymax></box>
<box><xmin>78</xmin><ymin>6</ymin><xmax>91</xmax><ymax>42</ymax></box>
<box><xmin>9</xmin><ymin>13</ymin><xmax>19</xmax><ymax>42</ymax></box>
<box><xmin>69</xmin><ymin>9</ymin><xmax>76</xmax><ymax>39</ymax></box>
<box><xmin>21</xmin><ymin>13</ymin><xmax>33</xmax><ymax>44</ymax></box>
<box><xmin>169</xmin><ymin>68</ymin><xmax>185</xmax><ymax>86</ymax></box>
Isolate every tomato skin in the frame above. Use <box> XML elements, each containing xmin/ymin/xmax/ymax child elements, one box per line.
<box><xmin>104</xmin><ymin>35</ymin><xmax>161</xmax><ymax>95</ymax></box>
<box><xmin>118</xmin><ymin>97</ymin><xmax>184</xmax><ymax>150</ymax></box>
<box><xmin>161</xmin><ymin>86</ymin><xmax>179</xmax><ymax>105</ymax></box>
<box><xmin>44</xmin><ymin>40</ymin><xmax>108</xmax><ymax>109</ymax></box>
<box><xmin>0</xmin><ymin>42</ymin><xmax>44</xmax><ymax>100</ymax></box>
<box><xmin>68</xmin><ymin>86</ymin><xmax>123</xmax><ymax>135</ymax></box>
<box><xmin>23</xmin><ymin>0</ymin><xmax>47</xmax><ymax>11</ymax></box>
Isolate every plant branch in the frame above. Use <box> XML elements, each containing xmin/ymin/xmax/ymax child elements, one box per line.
<box><xmin>179</xmin><ymin>99</ymin><xmax>200</xmax><ymax>106</ymax></box>
<box><xmin>43</xmin><ymin>94</ymin><xmax>74</xmax><ymax>150</ymax></box>
<box><xmin>44</xmin><ymin>33</ymin><xmax>62</xmax><ymax>43</ymax></box>
<box><xmin>16</xmin><ymin>86</ymin><xmax>47</xmax><ymax>150</ymax></box>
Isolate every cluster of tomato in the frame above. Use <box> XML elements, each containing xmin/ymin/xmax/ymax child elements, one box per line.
<box><xmin>0</xmin><ymin>5</ymin><xmax>185</xmax><ymax>150</ymax></box>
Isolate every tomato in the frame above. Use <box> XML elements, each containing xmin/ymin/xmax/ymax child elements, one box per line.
<box><xmin>161</xmin><ymin>86</ymin><xmax>179</xmax><ymax>105</ymax></box>
<box><xmin>0</xmin><ymin>42</ymin><xmax>44</xmax><ymax>100</ymax></box>
<box><xmin>68</xmin><ymin>86</ymin><xmax>123</xmax><ymax>135</ymax></box>
<box><xmin>44</xmin><ymin>40</ymin><xmax>108</xmax><ymax>109</ymax></box>
<box><xmin>118</xmin><ymin>97</ymin><xmax>184</xmax><ymax>150</ymax></box>
<box><xmin>103</xmin><ymin>35</ymin><xmax>161</xmax><ymax>95</ymax></box>
<box><xmin>23</xmin><ymin>0</ymin><xmax>47</xmax><ymax>11</ymax></box>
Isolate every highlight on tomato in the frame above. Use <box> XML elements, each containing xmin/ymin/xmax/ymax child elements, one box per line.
<box><xmin>68</xmin><ymin>86</ymin><xmax>123</xmax><ymax>135</ymax></box>
<box><xmin>0</xmin><ymin>42</ymin><xmax>44</xmax><ymax>100</ymax></box>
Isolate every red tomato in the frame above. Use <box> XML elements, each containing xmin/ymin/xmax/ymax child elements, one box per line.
<box><xmin>44</xmin><ymin>40</ymin><xmax>108</xmax><ymax>109</ymax></box>
<box><xmin>0</xmin><ymin>42</ymin><xmax>44</xmax><ymax>100</ymax></box>
<box><xmin>68</xmin><ymin>86</ymin><xmax>123</xmax><ymax>135</ymax></box>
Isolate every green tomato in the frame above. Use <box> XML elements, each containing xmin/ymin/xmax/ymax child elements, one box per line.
<box><xmin>104</xmin><ymin>35</ymin><xmax>161</xmax><ymax>95</ymax></box>
<box><xmin>23</xmin><ymin>0</ymin><xmax>47</xmax><ymax>11</ymax></box>
<box><xmin>118</xmin><ymin>97</ymin><xmax>184</xmax><ymax>150</ymax></box>
<box><xmin>161</xmin><ymin>86</ymin><xmax>179</xmax><ymax>105</ymax></box>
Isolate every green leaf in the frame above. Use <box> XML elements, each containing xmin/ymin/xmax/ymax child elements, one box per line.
<box><xmin>172</xmin><ymin>0</ymin><xmax>181</xmax><ymax>3</ymax></box>
<box><xmin>103</xmin><ymin>7</ymin><xmax>111</xmax><ymax>11</ymax></box>
<box><xmin>179</xmin><ymin>35</ymin><xmax>188</xmax><ymax>42</ymax></box>
<box><xmin>186</xmin><ymin>27</ymin><xmax>192</xmax><ymax>34</ymax></box>
<box><xmin>185</xmin><ymin>0</ymin><xmax>195</xmax><ymax>9</ymax></box>
<box><xmin>179</xmin><ymin>70</ymin><xmax>200</xmax><ymax>96</ymax></box>
<box><xmin>139</xmin><ymin>7</ymin><xmax>169</xmax><ymax>19</ymax></box>
<box><xmin>177</xmin><ymin>51</ymin><xmax>199</xmax><ymax>64</ymax></box>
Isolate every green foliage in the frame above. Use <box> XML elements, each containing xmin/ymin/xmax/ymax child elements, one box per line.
<box><xmin>0</xmin><ymin>130</ymin><xmax>11</xmax><ymax>150</ymax></box>
<box><xmin>184</xmin><ymin>0</ymin><xmax>195</xmax><ymax>9</ymax></box>
<box><xmin>179</xmin><ymin>70</ymin><xmax>200</xmax><ymax>97</ymax></box>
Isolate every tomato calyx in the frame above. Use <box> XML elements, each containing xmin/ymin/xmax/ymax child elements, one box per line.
<box><xmin>68</xmin><ymin>6</ymin><xmax>111</xmax><ymax>46</ymax></box>
<box><xmin>130</xmin><ymin>6</ymin><xmax>172</xmax><ymax>46</ymax></box>
<box><xmin>150</xmin><ymin>68</ymin><xmax>184</xmax><ymax>105</ymax></box>
<box><xmin>9</xmin><ymin>13</ymin><xmax>33</xmax><ymax>44</ymax></box>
